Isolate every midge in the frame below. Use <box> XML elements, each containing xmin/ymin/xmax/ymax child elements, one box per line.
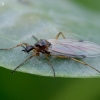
<box><xmin>0</xmin><ymin>32</ymin><xmax>100</xmax><ymax>77</ymax></box>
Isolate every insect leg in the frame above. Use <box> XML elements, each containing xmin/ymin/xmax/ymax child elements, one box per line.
<box><xmin>32</xmin><ymin>35</ymin><xmax>39</xmax><ymax>41</ymax></box>
<box><xmin>12</xmin><ymin>54</ymin><xmax>35</xmax><ymax>74</ymax></box>
<box><xmin>45</xmin><ymin>54</ymin><xmax>55</xmax><ymax>77</ymax></box>
<box><xmin>55</xmin><ymin>32</ymin><xmax>66</xmax><ymax>39</ymax></box>
<box><xmin>71</xmin><ymin>58</ymin><xmax>100</xmax><ymax>73</ymax></box>
<box><xmin>0</xmin><ymin>43</ymin><xmax>29</xmax><ymax>50</ymax></box>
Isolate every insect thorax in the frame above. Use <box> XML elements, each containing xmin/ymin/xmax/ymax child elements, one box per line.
<box><xmin>34</xmin><ymin>39</ymin><xmax>51</xmax><ymax>54</ymax></box>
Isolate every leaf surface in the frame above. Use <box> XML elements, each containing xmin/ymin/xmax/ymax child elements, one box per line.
<box><xmin>0</xmin><ymin>0</ymin><xmax>100</xmax><ymax>77</ymax></box>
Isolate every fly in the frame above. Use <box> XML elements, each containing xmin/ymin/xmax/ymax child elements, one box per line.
<box><xmin>0</xmin><ymin>32</ymin><xmax>100</xmax><ymax>77</ymax></box>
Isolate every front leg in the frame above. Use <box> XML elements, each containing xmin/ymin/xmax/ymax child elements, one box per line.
<box><xmin>0</xmin><ymin>43</ymin><xmax>29</xmax><ymax>50</ymax></box>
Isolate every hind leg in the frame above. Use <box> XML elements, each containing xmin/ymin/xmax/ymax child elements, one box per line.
<box><xmin>71</xmin><ymin>58</ymin><xmax>100</xmax><ymax>73</ymax></box>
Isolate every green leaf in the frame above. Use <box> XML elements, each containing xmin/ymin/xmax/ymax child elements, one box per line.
<box><xmin>0</xmin><ymin>0</ymin><xmax>100</xmax><ymax>78</ymax></box>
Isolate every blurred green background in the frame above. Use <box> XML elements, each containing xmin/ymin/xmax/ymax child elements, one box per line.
<box><xmin>0</xmin><ymin>0</ymin><xmax>100</xmax><ymax>100</ymax></box>
<box><xmin>1</xmin><ymin>68</ymin><xmax>100</xmax><ymax>100</ymax></box>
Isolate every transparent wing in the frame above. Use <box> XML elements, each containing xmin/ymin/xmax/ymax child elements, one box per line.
<box><xmin>48</xmin><ymin>39</ymin><xmax>100</xmax><ymax>58</ymax></box>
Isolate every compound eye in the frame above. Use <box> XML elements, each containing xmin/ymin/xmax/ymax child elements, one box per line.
<box><xmin>25</xmin><ymin>46</ymin><xmax>34</xmax><ymax>52</ymax></box>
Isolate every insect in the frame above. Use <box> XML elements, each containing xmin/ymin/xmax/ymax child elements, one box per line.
<box><xmin>0</xmin><ymin>32</ymin><xmax>100</xmax><ymax>77</ymax></box>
